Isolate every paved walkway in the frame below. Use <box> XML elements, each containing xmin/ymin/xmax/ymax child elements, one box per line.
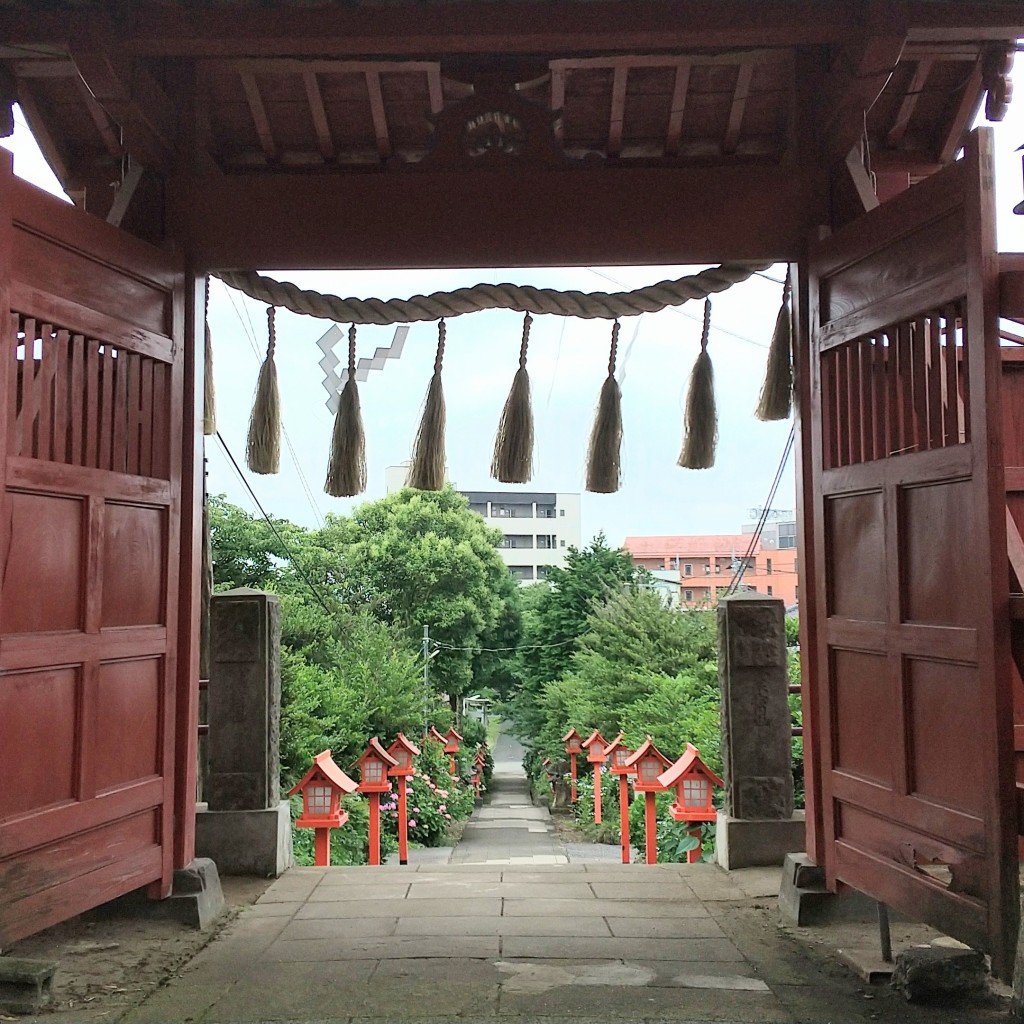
<box><xmin>450</xmin><ymin>732</ymin><xmax>567</xmax><ymax>865</ymax></box>
<box><xmin>117</xmin><ymin>732</ymin><xmax>993</xmax><ymax>1024</ymax></box>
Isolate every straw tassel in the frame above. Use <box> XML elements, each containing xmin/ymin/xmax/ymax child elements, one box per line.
<box><xmin>325</xmin><ymin>325</ymin><xmax>367</xmax><ymax>497</ymax></box>
<box><xmin>585</xmin><ymin>320</ymin><xmax>623</xmax><ymax>493</ymax></box>
<box><xmin>678</xmin><ymin>298</ymin><xmax>718</xmax><ymax>470</ymax></box>
<box><xmin>202</xmin><ymin>279</ymin><xmax>216</xmax><ymax>436</ymax></box>
<box><xmin>491</xmin><ymin>312</ymin><xmax>534</xmax><ymax>483</ymax></box>
<box><xmin>408</xmin><ymin>320</ymin><xmax>447</xmax><ymax>491</ymax></box>
<box><xmin>245</xmin><ymin>306</ymin><xmax>281</xmax><ymax>474</ymax></box>
<box><xmin>755</xmin><ymin>271</ymin><xmax>793</xmax><ymax>421</ymax></box>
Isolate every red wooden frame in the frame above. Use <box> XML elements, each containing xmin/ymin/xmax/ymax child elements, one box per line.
<box><xmin>806</xmin><ymin>128</ymin><xmax>1018</xmax><ymax>978</ymax></box>
<box><xmin>0</xmin><ymin>153</ymin><xmax>191</xmax><ymax>946</ymax></box>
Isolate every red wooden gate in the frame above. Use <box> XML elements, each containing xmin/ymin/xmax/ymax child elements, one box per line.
<box><xmin>0</xmin><ymin>160</ymin><xmax>189</xmax><ymax>946</ymax></box>
<box><xmin>807</xmin><ymin>129</ymin><xmax>1019</xmax><ymax>977</ymax></box>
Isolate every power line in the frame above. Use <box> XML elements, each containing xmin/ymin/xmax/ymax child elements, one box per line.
<box><xmin>586</xmin><ymin>267</ymin><xmax>771</xmax><ymax>350</ymax></box>
<box><xmin>214</xmin><ymin>431</ymin><xmax>336</xmax><ymax>617</ymax></box>
<box><xmin>727</xmin><ymin>425</ymin><xmax>796</xmax><ymax>596</ymax></box>
<box><xmin>432</xmin><ymin>634</ymin><xmax>588</xmax><ymax>654</ymax></box>
<box><xmin>217</xmin><ymin>280</ymin><xmax>326</xmax><ymax>528</ymax></box>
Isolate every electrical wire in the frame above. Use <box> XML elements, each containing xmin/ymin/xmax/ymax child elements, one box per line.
<box><xmin>217</xmin><ymin>279</ymin><xmax>326</xmax><ymax>528</ymax></box>
<box><xmin>215</xmin><ymin>430</ymin><xmax>336</xmax><ymax>617</ymax></box>
<box><xmin>727</xmin><ymin>425</ymin><xmax>796</xmax><ymax>596</ymax></box>
<box><xmin>585</xmin><ymin>267</ymin><xmax>771</xmax><ymax>350</ymax></box>
<box><xmin>431</xmin><ymin>634</ymin><xmax>588</xmax><ymax>654</ymax></box>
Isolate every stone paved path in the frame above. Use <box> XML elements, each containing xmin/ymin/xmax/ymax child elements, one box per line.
<box><xmin>450</xmin><ymin>731</ymin><xmax>567</xmax><ymax>865</ymax></box>
<box><xmin>115</xmin><ymin>729</ymin><xmax>979</xmax><ymax>1024</ymax></box>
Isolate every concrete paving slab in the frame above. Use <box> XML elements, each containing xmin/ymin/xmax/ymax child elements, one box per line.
<box><xmin>304</xmin><ymin>882</ymin><xmax>412</xmax><ymax>901</ymax></box>
<box><xmin>295</xmin><ymin>897</ymin><xmax>502</xmax><ymax>919</ymax></box>
<box><xmin>502</xmin><ymin>898</ymin><xmax>711</xmax><ymax>919</ymax></box>
<box><xmin>499</xmin><ymin>936</ymin><xmax>747</xmax><ymax>962</ymax></box>
<box><xmin>396</xmin><ymin>915</ymin><xmax>613</xmax><ymax>937</ymax></box>
<box><xmin>499</xmin><ymin>981</ymin><xmax>791</xmax><ymax>1021</ymax></box>
<box><xmin>414</xmin><ymin>882</ymin><xmax>598</xmax><ymax>900</ymax></box>
<box><xmin>605</xmin><ymin>917</ymin><xmax>728</xmax><ymax>939</ymax></box>
<box><xmin>277</xmin><ymin>917</ymin><xmax>399</xmax><ymax>940</ymax></box>
<box><xmin>246</xmin><ymin>900</ymin><xmax>304</xmax><ymax>917</ymax></box>
<box><xmin>589</xmin><ymin>882</ymin><xmax>698</xmax><ymax>901</ymax></box>
<box><xmin>262</xmin><ymin>934</ymin><xmax>501</xmax><ymax>961</ymax></box>
<box><xmin>408</xmin><ymin>870</ymin><xmax>504</xmax><ymax>883</ymax></box>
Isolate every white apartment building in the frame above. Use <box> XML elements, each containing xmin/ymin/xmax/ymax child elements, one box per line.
<box><xmin>461</xmin><ymin>489</ymin><xmax>582</xmax><ymax>583</ymax></box>
<box><xmin>384</xmin><ymin>466</ymin><xmax>581</xmax><ymax>583</ymax></box>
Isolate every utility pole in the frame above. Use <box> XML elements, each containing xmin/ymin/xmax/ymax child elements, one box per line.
<box><xmin>422</xmin><ymin>624</ymin><xmax>430</xmax><ymax>737</ymax></box>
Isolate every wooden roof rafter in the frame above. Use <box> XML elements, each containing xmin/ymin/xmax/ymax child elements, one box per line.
<box><xmin>302</xmin><ymin>71</ymin><xmax>334</xmax><ymax>162</ymax></box>
<box><xmin>665</xmin><ymin>60</ymin><xmax>691</xmax><ymax>156</ymax></box>
<box><xmin>364</xmin><ymin>70</ymin><xmax>392</xmax><ymax>161</ymax></box>
<box><xmin>722</xmin><ymin>60</ymin><xmax>754</xmax><ymax>155</ymax></box>
<box><xmin>239</xmin><ymin>70</ymin><xmax>277</xmax><ymax>162</ymax></box>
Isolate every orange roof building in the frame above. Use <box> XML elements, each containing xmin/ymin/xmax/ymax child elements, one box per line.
<box><xmin>623</xmin><ymin>534</ymin><xmax>798</xmax><ymax>610</ymax></box>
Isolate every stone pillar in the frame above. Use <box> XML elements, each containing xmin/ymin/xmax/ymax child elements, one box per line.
<box><xmin>195</xmin><ymin>588</ymin><xmax>293</xmax><ymax>875</ymax></box>
<box><xmin>715</xmin><ymin>594</ymin><xmax>805</xmax><ymax>869</ymax></box>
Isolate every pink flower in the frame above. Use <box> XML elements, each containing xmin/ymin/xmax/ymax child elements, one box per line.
<box><xmin>439</xmin><ymin>790</ymin><xmax>448</xmax><ymax>798</ymax></box>
<box><xmin>408</xmin><ymin>819</ymin><xmax>417</xmax><ymax>828</ymax></box>
<box><xmin>438</xmin><ymin>805</ymin><xmax>446</xmax><ymax>812</ymax></box>
<box><xmin>413</xmin><ymin>806</ymin><xmax>420</xmax><ymax>813</ymax></box>
<box><xmin>445</xmin><ymin>813</ymin><xmax>451</xmax><ymax>820</ymax></box>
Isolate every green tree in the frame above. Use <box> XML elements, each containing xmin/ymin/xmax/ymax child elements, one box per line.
<box><xmin>512</xmin><ymin>535</ymin><xmax>647</xmax><ymax>738</ymax></box>
<box><xmin>319</xmin><ymin>486</ymin><xmax>513</xmax><ymax>709</ymax></box>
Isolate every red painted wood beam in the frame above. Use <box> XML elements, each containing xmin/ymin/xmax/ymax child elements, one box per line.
<box><xmin>105</xmin><ymin>2</ymin><xmax>862</xmax><ymax>58</ymax></box>
<box><xmin>167</xmin><ymin>162</ymin><xmax>817</xmax><ymax>271</ymax></box>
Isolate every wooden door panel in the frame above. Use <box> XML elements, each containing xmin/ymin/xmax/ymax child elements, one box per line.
<box><xmin>0</xmin><ymin>166</ymin><xmax>186</xmax><ymax>948</ymax></box>
<box><xmin>809</xmin><ymin>129</ymin><xmax>1018</xmax><ymax>978</ymax></box>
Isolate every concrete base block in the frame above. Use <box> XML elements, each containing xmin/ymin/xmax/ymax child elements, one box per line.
<box><xmin>0</xmin><ymin>958</ymin><xmax>55</xmax><ymax>1015</ymax></box>
<box><xmin>195</xmin><ymin>801</ymin><xmax>293</xmax><ymax>877</ymax></box>
<box><xmin>715</xmin><ymin>810</ymin><xmax>805</xmax><ymax>870</ymax></box>
<box><xmin>84</xmin><ymin>858</ymin><xmax>225</xmax><ymax>930</ymax></box>
<box><xmin>778</xmin><ymin>851</ymin><xmax>898</xmax><ymax>925</ymax></box>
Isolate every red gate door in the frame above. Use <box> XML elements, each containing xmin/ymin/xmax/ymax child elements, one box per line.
<box><xmin>808</xmin><ymin>128</ymin><xmax>1018</xmax><ymax>977</ymax></box>
<box><xmin>0</xmin><ymin>158</ymin><xmax>187</xmax><ymax>946</ymax></box>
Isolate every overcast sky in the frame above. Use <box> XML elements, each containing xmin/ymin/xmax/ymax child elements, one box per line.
<box><xmin>5</xmin><ymin>64</ymin><xmax>1024</xmax><ymax>547</ymax></box>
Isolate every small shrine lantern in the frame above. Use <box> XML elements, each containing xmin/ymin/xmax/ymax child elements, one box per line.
<box><xmin>605</xmin><ymin>734</ymin><xmax>635</xmax><ymax>777</ymax></box>
<box><xmin>358</xmin><ymin>738</ymin><xmax>399</xmax><ymax>867</ymax></box>
<box><xmin>658</xmin><ymin>743</ymin><xmax>723</xmax><ymax>823</ymax></box>
<box><xmin>581</xmin><ymin>729</ymin><xmax>608</xmax><ymax>764</ymax></box>
<box><xmin>561</xmin><ymin>728</ymin><xmax>583</xmax><ymax>803</ymax></box>
<box><xmin>357</xmin><ymin>737</ymin><xmax>397</xmax><ymax>793</ymax></box>
<box><xmin>603</xmin><ymin>734</ymin><xmax>634</xmax><ymax>865</ymax></box>
<box><xmin>444</xmin><ymin>726</ymin><xmax>463</xmax><ymax>775</ymax></box>
<box><xmin>562</xmin><ymin>728</ymin><xmax>583</xmax><ymax>755</ymax></box>
<box><xmin>624</xmin><ymin>737</ymin><xmax>673</xmax><ymax>793</ymax></box>
<box><xmin>581</xmin><ymin>730</ymin><xmax>609</xmax><ymax>825</ymax></box>
<box><xmin>387</xmin><ymin>733</ymin><xmax>421</xmax><ymax>866</ymax></box>
<box><xmin>624</xmin><ymin>737</ymin><xmax>673</xmax><ymax>865</ymax></box>
<box><xmin>387</xmin><ymin>732</ymin><xmax>421</xmax><ymax>778</ymax></box>
<box><xmin>428</xmin><ymin>725</ymin><xmax>447</xmax><ymax>745</ymax></box>
<box><xmin>286</xmin><ymin>750</ymin><xmax>358</xmax><ymax>867</ymax></box>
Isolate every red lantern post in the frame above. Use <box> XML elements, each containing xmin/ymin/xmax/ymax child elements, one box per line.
<box><xmin>473</xmin><ymin>746</ymin><xmax>486</xmax><ymax>799</ymax></box>
<box><xmin>562</xmin><ymin>728</ymin><xmax>583</xmax><ymax>803</ymax></box>
<box><xmin>387</xmin><ymin>732</ymin><xmax>421</xmax><ymax>866</ymax></box>
<box><xmin>444</xmin><ymin>726</ymin><xmax>463</xmax><ymax>776</ymax></box>
<box><xmin>287</xmin><ymin>750</ymin><xmax>359</xmax><ymax>866</ymax></box>
<box><xmin>357</xmin><ymin>738</ymin><xmax>398</xmax><ymax>866</ymax></box>
<box><xmin>657</xmin><ymin>743</ymin><xmax>723</xmax><ymax>864</ymax></box>
<box><xmin>581</xmin><ymin>730</ymin><xmax>608</xmax><ymax>824</ymax></box>
<box><xmin>624</xmin><ymin>737</ymin><xmax>673</xmax><ymax>865</ymax></box>
<box><xmin>605</xmin><ymin>735</ymin><xmax>635</xmax><ymax>864</ymax></box>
